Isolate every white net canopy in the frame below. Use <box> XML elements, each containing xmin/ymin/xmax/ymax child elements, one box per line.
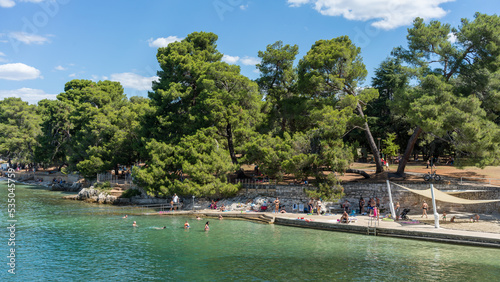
<box><xmin>390</xmin><ymin>182</ymin><xmax>500</xmax><ymax>204</ymax></box>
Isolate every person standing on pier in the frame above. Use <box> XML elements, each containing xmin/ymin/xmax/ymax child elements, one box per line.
<box><xmin>173</xmin><ymin>193</ymin><xmax>179</xmax><ymax>210</ymax></box>
<box><xmin>422</xmin><ymin>200</ymin><xmax>428</xmax><ymax>218</ymax></box>
<box><xmin>274</xmin><ymin>197</ymin><xmax>280</xmax><ymax>213</ymax></box>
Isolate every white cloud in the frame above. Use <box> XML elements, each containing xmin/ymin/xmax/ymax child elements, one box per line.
<box><xmin>0</xmin><ymin>63</ymin><xmax>41</xmax><ymax>80</ymax></box>
<box><xmin>148</xmin><ymin>36</ymin><xmax>183</xmax><ymax>48</ymax></box>
<box><xmin>447</xmin><ymin>32</ymin><xmax>457</xmax><ymax>44</ymax></box>
<box><xmin>222</xmin><ymin>54</ymin><xmax>240</xmax><ymax>64</ymax></box>
<box><xmin>55</xmin><ymin>65</ymin><xmax>66</xmax><ymax>71</ymax></box>
<box><xmin>110</xmin><ymin>72</ymin><xmax>159</xmax><ymax>91</ymax></box>
<box><xmin>68</xmin><ymin>73</ymin><xmax>76</xmax><ymax>77</ymax></box>
<box><xmin>0</xmin><ymin>0</ymin><xmax>15</xmax><ymax>8</ymax></box>
<box><xmin>287</xmin><ymin>0</ymin><xmax>454</xmax><ymax>30</ymax></box>
<box><xmin>240</xmin><ymin>4</ymin><xmax>249</xmax><ymax>10</ymax></box>
<box><xmin>1</xmin><ymin>0</ymin><xmax>45</xmax><ymax>8</ymax></box>
<box><xmin>0</xmin><ymin>51</ymin><xmax>6</xmax><ymax>63</ymax></box>
<box><xmin>0</xmin><ymin>88</ymin><xmax>56</xmax><ymax>104</ymax></box>
<box><xmin>288</xmin><ymin>0</ymin><xmax>310</xmax><ymax>7</ymax></box>
<box><xmin>9</xmin><ymin>31</ymin><xmax>50</xmax><ymax>45</ymax></box>
<box><xmin>240</xmin><ymin>56</ymin><xmax>260</xmax><ymax>66</ymax></box>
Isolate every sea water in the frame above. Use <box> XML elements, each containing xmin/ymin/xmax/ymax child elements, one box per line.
<box><xmin>1</xmin><ymin>181</ymin><xmax>499</xmax><ymax>281</ymax></box>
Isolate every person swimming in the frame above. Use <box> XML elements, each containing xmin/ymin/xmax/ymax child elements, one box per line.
<box><xmin>132</xmin><ymin>221</ymin><xmax>138</xmax><ymax>227</ymax></box>
<box><xmin>123</xmin><ymin>215</ymin><xmax>128</xmax><ymax>219</ymax></box>
<box><xmin>218</xmin><ymin>214</ymin><xmax>223</xmax><ymax>220</ymax></box>
<box><xmin>154</xmin><ymin>226</ymin><xmax>166</xmax><ymax>229</ymax></box>
<box><xmin>204</xmin><ymin>221</ymin><xmax>210</xmax><ymax>231</ymax></box>
<box><xmin>196</xmin><ymin>216</ymin><xmax>201</xmax><ymax>220</ymax></box>
<box><xmin>184</xmin><ymin>221</ymin><xmax>190</xmax><ymax>228</ymax></box>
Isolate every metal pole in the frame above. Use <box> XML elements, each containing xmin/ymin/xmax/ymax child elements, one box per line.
<box><xmin>430</xmin><ymin>184</ymin><xmax>440</xmax><ymax>229</ymax></box>
<box><xmin>386</xmin><ymin>180</ymin><xmax>396</xmax><ymax>220</ymax></box>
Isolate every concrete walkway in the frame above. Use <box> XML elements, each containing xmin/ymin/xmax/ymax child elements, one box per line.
<box><xmin>153</xmin><ymin>209</ymin><xmax>500</xmax><ymax>248</ymax></box>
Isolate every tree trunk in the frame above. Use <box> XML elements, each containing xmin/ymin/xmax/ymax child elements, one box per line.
<box><xmin>396</xmin><ymin>126</ymin><xmax>423</xmax><ymax>175</ymax></box>
<box><xmin>226</xmin><ymin>123</ymin><xmax>238</xmax><ymax>165</ymax></box>
<box><xmin>357</xmin><ymin>102</ymin><xmax>384</xmax><ymax>173</ymax></box>
<box><xmin>57</xmin><ymin>163</ymin><xmax>66</xmax><ymax>171</ymax></box>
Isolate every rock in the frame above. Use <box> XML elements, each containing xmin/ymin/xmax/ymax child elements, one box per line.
<box><xmin>51</xmin><ymin>182</ymin><xmax>82</xmax><ymax>192</ymax></box>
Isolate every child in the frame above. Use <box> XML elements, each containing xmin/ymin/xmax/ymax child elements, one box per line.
<box><xmin>442</xmin><ymin>211</ymin><xmax>447</xmax><ymax>221</ymax></box>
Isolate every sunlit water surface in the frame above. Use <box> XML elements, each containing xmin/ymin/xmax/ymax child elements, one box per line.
<box><xmin>1</xmin><ymin>181</ymin><xmax>499</xmax><ymax>281</ymax></box>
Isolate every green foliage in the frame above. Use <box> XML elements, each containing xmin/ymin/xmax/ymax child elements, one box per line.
<box><xmin>134</xmin><ymin>129</ymin><xmax>241</xmax><ymax>198</ymax></box>
<box><xmin>0</xmin><ymin>98</ymin><xmax>42</xmax><ymax>164</ymax></box>
<box><xmin>382</xmin><ymin>133</ymin><xmax>400</xmax><ymax>162</ymax></box>
<box><xmin>120</xmin><ymin>188</ymin><xmax>142</xmax><ymax>198</ymax></box>
<box><xmin>46</xmin><ymin>79</ymin><xmax>149</xmax><ymax>176</ymax></box>
<box><xmin>256</xmin><ymin>41</ymin><xmax>308</xmax><ymax>134</ymax></box>
<box><xmin>392</xmin><ymin>13</ymin><xmax>500</xmax><ymax>168</ymax></box>
<box><xmin>298</xmin><ymin>35</ymin><xmax>367</xmax><ymax>98</ymax></box>
<box><xmin>305</xmin><ymin>174</ymin><xmax>345</xmax><ymax>202</ymax></box>
<box><xmin>94</xmin><ymin>181</ymin><xmax>112</xmax><ymax>191</ymax></box>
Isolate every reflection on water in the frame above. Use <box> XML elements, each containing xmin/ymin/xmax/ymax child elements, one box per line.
<box><xmin>1</xmin><ymin>182</ymin><xmax>500</xmax><ymax>281</ymax></box>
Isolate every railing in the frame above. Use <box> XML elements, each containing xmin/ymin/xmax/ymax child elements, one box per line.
<box><xmin>458</xmin><ymin>177</ymin><xmax>500</xmax><ymax>186</ymax></box>
<box><xmin>97</xmin><ymin>173</ymin><xmax>132</xmax><ymax>185</ymax></box>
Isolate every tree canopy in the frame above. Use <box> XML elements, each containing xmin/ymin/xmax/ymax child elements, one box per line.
<box><xmin>3</xmin><ymin>13</ymin><xmax>500</xmax><ymax>198</ymax></box>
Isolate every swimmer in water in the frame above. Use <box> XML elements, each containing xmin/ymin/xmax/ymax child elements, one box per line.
<box><xmin>184</xmin><ymin>221</ymin><xmax>190</xmax><ymax>229</ymax></box>
<box><xmin>204</xmin><ymin>221</ymin><xmax>210</xmax><ymax>231</ymax></box>
<box><xmin>196</xmin><ymin>216</ymin><xmax>201</xmax><ymax>220</ymax></box>
<box><xmin>132</xmin><ymin>221</ymin><xmax>138</xmax><ymax>227</ymax></box>
<box><xmin>154</xmin><ymin>226</ymin><xmax>166</xmax><ymax>230</ymax></box>
<box><xmin>123</xmin><ymin>215</ymin><xmax>128</xmax><ymax>219</ymax></box>
<box><xmin>218</xmin><ymin>214</ymin><xmax>223</xmax><ymax>220</ymax></box>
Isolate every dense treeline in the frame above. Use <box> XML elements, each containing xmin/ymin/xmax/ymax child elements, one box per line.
<box><xmin>1</xmin><ymin>13</ymin><xmax>499</xmax><ymax>199</ymax></box>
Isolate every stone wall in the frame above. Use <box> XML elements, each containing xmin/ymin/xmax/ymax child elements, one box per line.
<box><xmin>338</xmin><ymin>182</ymin><xmax>500</xmax><ymax>214</ymax></box>
<box><xmin>240</xmin><ymin>182</ymin><xmax>500</xmax><ymax>214</ymax></box>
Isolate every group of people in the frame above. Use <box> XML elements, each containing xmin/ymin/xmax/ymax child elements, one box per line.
<box><xmin>357</xmin><ymin>197</ymin><xmax>380</xmax><ymax>216</ymax></box>
<box><xmin>52</xmin><ymin>177</ymin><xmax>66</xmax><ymax>184</ymax></box>
<box><xmin>307</xmin><ymin>198</ymin><xmax>322</xmax><ymax>215</ymax></box>
<box><xmin>125</xmin><ymin>214</ymin><xmax>212</xmax><ymax>231</ymax></box>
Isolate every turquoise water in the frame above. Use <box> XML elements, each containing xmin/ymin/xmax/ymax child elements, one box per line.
<box><xmin>1</xmin><ymin>182</ymin><xmax>500</xmax><ymax>281</ymax></box>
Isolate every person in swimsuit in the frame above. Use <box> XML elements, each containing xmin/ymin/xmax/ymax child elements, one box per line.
<box><xmin>184</xmin><ymin>221</ymin><xmax>190</xmax><ymax>228</ymax></box>
<box><xmin>340</xmin><ymin>210</ymin><xmax>349</xmax><ymax>223</ymax></box>
<box><xmin>316</xmin><ymin>199</ymin><xmax>322</xmax><ymax>215</ymax></box>
<box><xmin>123</xmin><ymin>215</ymin><xmax>128</xmax><ymax>219</ymax></box>
<box><xmin>196</xmin><ymin>216</ymin><xmax>201</xmax><ymax>220</ymax></box>
<box><xmin>442</xmin><ymin>211</ymin><xmax>447</xmax><ymax>221</ymax></box>
<box><xmin>369</xmin><ymin>198</ymin><xmax>375</xmax><ymax>216</ymax></box>
<box><xmin>274</xmin><ymin>197</ymin><xmax>280</xmax><ymax>213</ymax></box>
<box><xmin>132</xmin><ymin>221</ymin><xmax>138</xmax><ymax>227</ymax></box>
<box><xmin>395</xmin><ymin>202</ymin><xmax>400</xmax><ymax>221</ymax></box>
<box><xmin>154</xmin><ymin>226</ymin><xmax>166</xmax><ymax>229</ymax></box>
<box><xmin>218</xmin><ymin>214</ymin><xmax>223</xmax><ymax>220</ymax></box>
<box><xmin>422</xmin><ymin>200</ymin><xmax>428</xmax><ymax>218</ymax></box>
<box><xmin>359</xmin><ymin>197</ymin><xmax>365</xmax><ymax>214</ymax></box>
<box><xmin>204</xmin><ymin>221</ymin><xmax>210</xmax><ymax>231</ymax></box>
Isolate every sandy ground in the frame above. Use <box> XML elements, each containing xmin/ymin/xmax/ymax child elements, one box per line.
<box><xmin>339</xmin><ymin>162</ymin><xmax>500</xmax><ymax>185</ymax></box>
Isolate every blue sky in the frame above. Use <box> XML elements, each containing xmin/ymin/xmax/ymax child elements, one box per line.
<box><xmin>0</xmin><ymin>0</ymin><xmax>497</xmax><ymax>104</ymax></box>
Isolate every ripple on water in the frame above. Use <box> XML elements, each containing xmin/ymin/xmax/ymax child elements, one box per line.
<box><xmin>1</xmin><ymin>183</ymin><xmax>500</xmax><ymax>281</ymax></box>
